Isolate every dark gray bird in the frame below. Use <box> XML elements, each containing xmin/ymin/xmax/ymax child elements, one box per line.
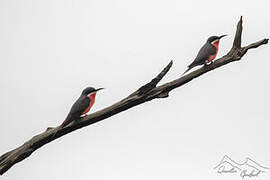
<box><xmin>183</xmin><ymin>35</ymin><xmax>227</xmax><ymax>75</ymax></box>
<box><xmin>60</xmin><ymin>87</ymin><xmax>104</xmax><ymax>128</ymax></box>
<box><xmin>51</xmin><ymin>87</ymin><xmax>104</xmax><ymax>140</ymax></box>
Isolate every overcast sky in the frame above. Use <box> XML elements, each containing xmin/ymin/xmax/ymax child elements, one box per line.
<box><xmin>0</xmin><ymin>0</ymin><xmax>269</xmax><ymax>180</ymax></box>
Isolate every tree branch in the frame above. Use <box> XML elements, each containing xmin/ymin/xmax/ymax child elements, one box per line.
<box><xmin>233</xmin><ymin>16</ymin><xmax>243</xmax><ymax>49</ymax></box>
<box><xmin>0</xmin><ymin>17</ymin><xmax>268</xmax><ymax>175</ymax></box>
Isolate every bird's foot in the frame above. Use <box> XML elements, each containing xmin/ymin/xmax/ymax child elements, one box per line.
<box><xmin>74</xmin><ymin>117</ymin><xmax>84</xmax><ymax>124</ymax></box>
<box><xmin>81</xmin><ymin>114</ymin><xmax>87</xmax><ymax>118</ymax></box>
<box><xmin>204</xmin><ymin>60</ymin><xmax>213</xmax><ymax>66</ymax></box>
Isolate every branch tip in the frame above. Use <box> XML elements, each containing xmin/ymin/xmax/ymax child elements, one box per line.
<box><xmin>231</xmin><ymin>16</ymin><xmax>243</xmax><ymax>50</ymax></box>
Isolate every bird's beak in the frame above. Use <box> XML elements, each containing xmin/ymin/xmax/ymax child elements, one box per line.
<box><xmin>219</xmin><ymin>34</ymin><xmax>227</xmax><ymax>39</ymax></box>
<box><xmin>95</xmin><ymin>88</ymin><xmax>104</xmax><ymax>92</ymax></box>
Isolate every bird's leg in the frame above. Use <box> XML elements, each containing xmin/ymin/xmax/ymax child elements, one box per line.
<box><xmin>204</xmin><ymin>59</ymin><xmax>214</xmax><ymax>66</ymax></box>
<box><xmin>81</xmin><ymin>114</ymin><xmax>87</xmax><ymax>118</ymax></box>
<box><xmin>74</xmin><ymin>114</ymin><xmax>87</xmax><ymax>124</ymax></box>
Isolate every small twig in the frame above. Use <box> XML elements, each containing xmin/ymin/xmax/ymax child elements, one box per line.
<box><xmin>241</xmin><ymin>39</ymin><xmax>269</xmax><ymax>55</ymax></box>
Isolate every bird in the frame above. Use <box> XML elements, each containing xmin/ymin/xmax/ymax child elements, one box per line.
<box><xmin>51</xmin><ymin>87</ymin><xmax>104</xmax><ymax>139</ymax></box>
<box><xmin>60</xmin><ymin>87</ymin><xmax>104</xmax><ymax>128</ymax></box>
<box><xmin>182</xmin><ymin>35</ymin><xmax>227</xmax><ymax>75</ymax></box>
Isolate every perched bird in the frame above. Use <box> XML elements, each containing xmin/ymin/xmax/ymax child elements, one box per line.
<box><xmin>51</xmin><ymin>87</ymin><xmax>104</xmax><ymax>139</ymax></box>
<box><xmin>183</xmin><ymin>35</ymin><xmax>227</xmax><ymax>75</ymax></box>
<box><xmin>59</xmin><ymin>87</ymin><xmax>104</xmax><ymax>128</ymax></box>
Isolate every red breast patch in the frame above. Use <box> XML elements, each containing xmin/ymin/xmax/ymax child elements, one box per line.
<box><xmin>82</xmin><ymin>93</ymin><xmax>96</xmax><ymax>115</ymax></box>
<box><xmin>207</xmin><ymin>40</ymin><xmax>220</xmax><ymax>62</ymax></box>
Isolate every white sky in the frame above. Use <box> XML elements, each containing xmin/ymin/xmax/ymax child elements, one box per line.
<box><xmin>0</xmin><ymin>0</ymin><xmax>269</xmax><ymax>180</ymax></box>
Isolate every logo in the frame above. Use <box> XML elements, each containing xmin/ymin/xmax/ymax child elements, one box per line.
<box><xmin>214</xmin><ymin>155</ymin><xmax>269</xmax><ymax>178</ymax></box>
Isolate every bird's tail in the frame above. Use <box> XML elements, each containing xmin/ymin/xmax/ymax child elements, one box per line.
<box><xmin>182</xmin><ymin>64</ymin><xmax>195</xmax><ymax>75</ymax></box>
<box><xmin>59</xmin><ymin>114</ymin><xmax>72</xmax><ymax>129</ymax></box>
<box><xmin>50</xmin><ymin>115</ymin><xmax>72</xmax><ymax>140</ymax></box>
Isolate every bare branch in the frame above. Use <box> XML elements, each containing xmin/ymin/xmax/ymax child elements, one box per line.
<box><xmin>233</xmin><ymin>16</ymin><xmax>243</xmax><ymax>49</ymax></box>
<box><xmin>241</xmin><ymin>39</ymin><xmax>269</xmax><ymax>55</ymax></box>
<box><xmin>0</xmin><ymin>17</ymin><xmax>268</xmax><ymax>175</ymax></box>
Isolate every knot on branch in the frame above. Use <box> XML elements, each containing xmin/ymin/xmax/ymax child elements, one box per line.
<box><xmin>157</xmin><ymin>92</ymin><xmax>169</xmax><ymax>98</ymax></box>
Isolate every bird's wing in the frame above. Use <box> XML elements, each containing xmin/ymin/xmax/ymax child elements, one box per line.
<box><xmin>190</xmin><ymin>43</ymin><xmax>216</xmax><ymax>67</ymax></box>
<box><xmin>59</xmin><ymin>96</ymin><xmax>90</xmax><ymax>128</ymax></box>
<box><xmin>69</xmin><ymin>96</ymin><xmax>91</xmax><ymax>117</ymax></box>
